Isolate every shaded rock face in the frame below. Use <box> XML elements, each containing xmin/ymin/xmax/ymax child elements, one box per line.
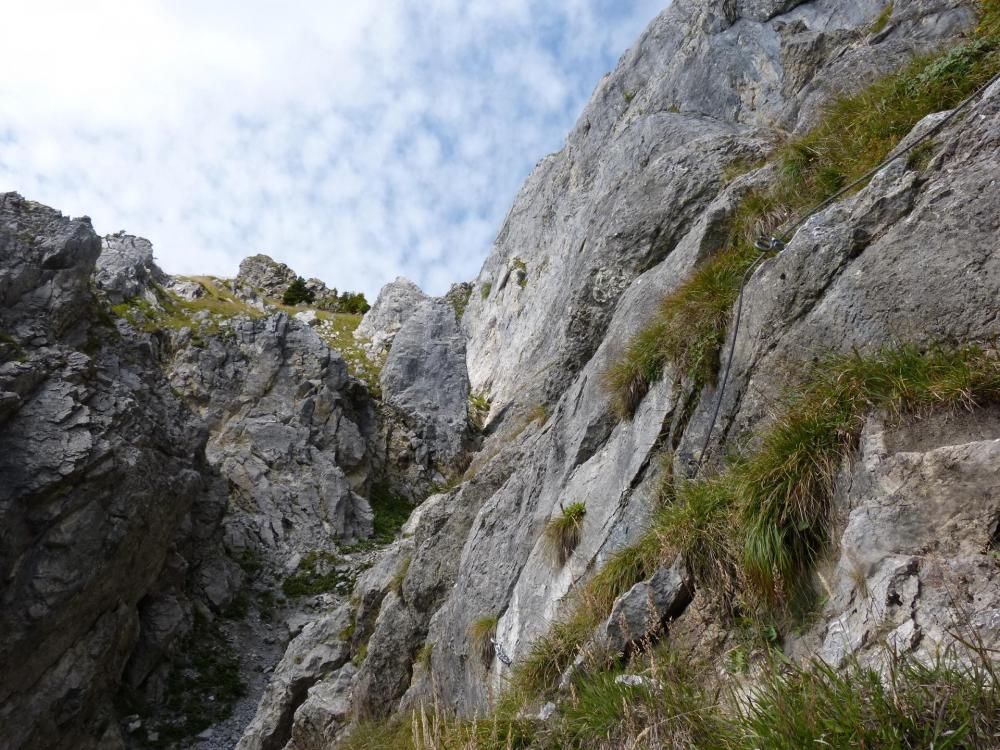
<box><xmin>0</xmin><ymin>194</ymin><xmax>225</xmax><ymax>749</ymax></box>
<box><xmin>168</xmin><ymin>314</ymin><xmax>377</xmax><ymax>555</ymax></box>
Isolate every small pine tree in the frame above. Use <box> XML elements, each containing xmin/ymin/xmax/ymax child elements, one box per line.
<box><xmin>282</xmin><ymin>276</ymin><xmax>315</xmax><ymax>306</ymax></box>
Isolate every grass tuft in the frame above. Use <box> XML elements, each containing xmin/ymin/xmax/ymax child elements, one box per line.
<box><xmin>390</xmin><ymin>555</ymin><xmax>412</xmax><ymax>594</ymax></box>
<box><xmin>469</xmin><ymin>616</ymin><xmax>500</xmax><ymax>668</ymax></box>
<box><xmin>544</xmin><ymin>502</ymin><xmax>587</xmax><ymax>566</ymax></box>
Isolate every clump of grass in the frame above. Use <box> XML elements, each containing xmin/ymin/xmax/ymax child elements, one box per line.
<box><xmin>469</xmin><ymin>392</ymin><xmax>492</xmax><ymax>432</ymax></box>
<box><xmin>506</xmin><ymin>533</ymin><xmax>664</xmax><ymax>699</ymax></box>
<box><xmin>526</xmin><ymin>403</ymin><xmax>550</xmax><ymax>427</ymax></box>
<box><xmin>469</xmin><ymin>616</ymin><xmax>499</xmax><ymax>668</ymax></box>
<box><xmin>544</xmin><ymin>502</ymin><xmax>587</xmax><ymax>566</ymax></box>
<box><xmin>869</xmin><ymin>1</ymin><xmax>893</xmax><ymax>35</ymax></box>
<box><xmin>416</xmin><ymin>642</ymin><xmax>435</xmax><ymax>672</ymax></box>
<box><xmin>512</xmin><ymin>258</ymin><xmax>528</xmax><ymax>288</ymax></box>
<box><xmin>481</xmin><ymin>282</ymin><xmax>492</xmax><ymax>300</ymax></box>
<box><xmin>282</xmin><ymin>550</ymin><xmax>355</xmax><ymax>597</ymax></box>
<box><xmin>343</xmin><ymin>640</ymin><xmax>1000</xmax><ymax>749</ymax></box>
<box><xmin>390</xmin><ymin>555</ymin><xmax>412</xmax><ymax>594</ymax></box>
<box><xmin>737</xmin><ymin>645</ymin><xmax>1000</xmax><ymax>749</ymax></box>
<box><xmin>370</xmin><ymin>482</ymin><xmax>414</xmax><ymax>545</ymax></box>
<box><xmin>658</xmin><ymin>344</ymin><xmax>1000</xmax><ymax>618</ymax></box>
<box><xmin>603</xmin><ymin>10</ymin><xmax>1000</xmax><ymax>421</ymax></box>
<box><xmin>552</xmin><ymin>645</ymin><xmax>727</xmax><ymax>750</ymax></box>
<box><xmin>775</xmin><ymin>25</ymin><xmax>1000</xmax><ymax>211</ymax></box>
<box><xmin>507</xmin><ymin>614</ymin><xmax>597</xmax><ymax>702</ymax></box>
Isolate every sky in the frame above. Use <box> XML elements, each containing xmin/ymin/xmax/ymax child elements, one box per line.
<box><xmin>0</xmin><ymin>1</ymin><xmax>666</xmax><ymax>299</ymax></box>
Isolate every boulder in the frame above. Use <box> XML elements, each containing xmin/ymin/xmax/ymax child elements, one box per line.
<box><xmin>354</xmin><ymin>276</ymin><xmax>429</xmax><ymax>356</ymax></box>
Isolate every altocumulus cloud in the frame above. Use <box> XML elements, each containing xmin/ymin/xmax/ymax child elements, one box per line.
<box><xmin>0</xmin><ymin>0</ymin><xmax>665</xmax><ymax>297</ymax></box>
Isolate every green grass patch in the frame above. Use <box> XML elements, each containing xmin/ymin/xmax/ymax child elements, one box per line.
<box><xmin>416</xmin><ymin>641</ymin><xmax>434</xmax><ymax>672</ymax></box>
<box><xmin>311</xmin><ymin>309</ymin><xmax>383</xmax><ymax>394</ymax></box>
<box><xmin>469</xmin><ymin>391</ymin><xmax>492</xmax><ymax>432</ymax></box>
<box><xmin>370</xmin><ymin>482</ymin><xmax>414</xmax><ymax>544</ymax></box>
<box><xmin>342</xmin><ymin>641</ymin><xmax>1000</xmax><ymax>749</ymax></box>
<box><xmin>281</xmin><ymin>550</ymin><xmax>356</xmax><ymax>597</ymax></box>
<box><xmin>735</xmin><ymin>646</ymin><xmax>1000</xmax><ymax>749</ymax></box>
<box><xmin>603</xmin><ymin>190</ymin><xmax>788</xmax><ymax>419</ymax></box>
<box><xmin>604</xmin><ymin>10</ymin><xmax>1000</xmax><ymax>421</ymax></box>
<box><xmin>389</xmin><ymin>555</ymin><xmax>412</xmax><ymax>594</ymax></box>
<box><xmin>869</xmin><ymin>2</ymin><xmax>893</xmax><ymax>35</ymax></box>
<box><xmin>512</xmin><ymin>258</ymin><xmax>528</xmax><ymax>288</ymax></box>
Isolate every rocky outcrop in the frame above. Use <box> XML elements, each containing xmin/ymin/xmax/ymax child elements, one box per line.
<box><xmin>235</xmin><ymin>608</ymin><xmax>353</xmax><ymax>750</ymax></box>
<box><xmin>380</xmin><ymin>298</ymin><xmax>471</xmax><ymax>469</ymax></box>
<box><xmin>789</xmin><ymin>410</ymin><xmax>1000</xmax><ymax>666</ymax></box>
<box><xmin>94</xmin><ymin>233</ymin><xmax>167</xmax><ymax>304</ymax></box>
<box><xmin>0</xmin><ymin>194</ymin><xmax>226</xmax><ymax>749</ymax></box>
<box><xmin>235</xmin><ymin>254</ymin><xmax>341</xmax><ymax>309</ymax></box>
<box><xmin>599</xmin><ymin>557</ymin><xmax>692</xmax><ymax>658</ymax></box>
<box><xmin>6</xmin><ymin>0</ymin><xmax>1000</xmax><ymax>748</ymax></box>
<box><xmin>354</xmin><ymin>276</ymin><xmax>429</xmax><ymax>356</ymax></box>
<box><xmin>236</xmin><ymin>255</ymin><xmax>298</xmax><ymax>299</ymax></box>
<box><xmin>168</xmin><ymin>313</ymin><xmax>377</xmax><ymax>555</ymax></box>
<box><xmin>461</xmin><ymin>0</ymin><xmax>975</xmax><ymax>424</ymax></box>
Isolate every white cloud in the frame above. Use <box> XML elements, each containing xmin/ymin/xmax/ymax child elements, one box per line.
<box><xmin>0</xmin><ymin>0</ymin><xmax>666</xmax><ymax>298</ymax></box>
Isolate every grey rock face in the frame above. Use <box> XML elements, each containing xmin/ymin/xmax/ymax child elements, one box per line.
<box><xmin>380</xmin><ymin>298</ymin><xmax>470</xmax><ymax>468</ymax></box>
<box><xmin>599</xmin><ymin>557</ymin><xmax>692</xmax><ymax>658</ymax></box>
<box><xmin>355</xmin><ymin>276</ymin><xmax>429</xmax><ymax>356</ymax></box>
<box><xmin>0</xmin><ymin>193</ymin><xmax>222</xmax><ymax>749</ymax></box>
<box><xmin>168</xmin><ymin>313</ymin><xmax>377</xmax><ymax>552</ymax></box>
<box><xmin>787</xmin><ymin>411</ymin><xmax>1000</xmax><ymax>666</ymax></box>
<box><xmin>94</xmin><ymin>232</ymin><xmax>167</xmax><ymax>304</ymax></box>
<box><xmin>265</xmin><ymin>1</ymin><xmax>1000</xmax><ymax>741</ymax></box>
<box><xmin>462</xmin><ymin>0</ymin><xmax>971</xmax><ymax>422</ymax></box>
<box><xmin>683</xmin><ymin>80</ymin><xmax>1000</xmax><ymax>469</ymax></box>
<box><xmin>235</xmin><ymin>608</ymin><xmax>353</xmax><ymax>750</ymax></box>
<box><xmin>236</xmin><ymin>254</ymin><xmax>298</xmax><ymax>299</ymax></box>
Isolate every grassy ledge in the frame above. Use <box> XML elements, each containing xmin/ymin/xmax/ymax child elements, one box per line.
<box><xmin>603</xmin><ymin>6</ymin><xmax>1000</xmax><ymax>420</ymax></box>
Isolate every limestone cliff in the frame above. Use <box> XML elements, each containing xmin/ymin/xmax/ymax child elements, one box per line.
<box><xmin>2</xmin><ymin>0</ymin><xmax>999</xmax><ymax>748</ymax></box>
